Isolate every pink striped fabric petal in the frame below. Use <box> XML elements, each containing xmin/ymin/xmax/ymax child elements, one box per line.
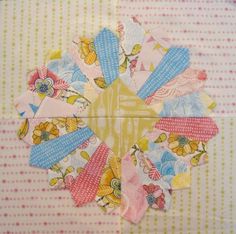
<box><xmin>155</xmin><ymin>117</ymin><xmax>219</xmax><ymax>142</ymax></box>
<box><xmin>68</xmin><ymin>143</ymin><xmax>110</xmax><ymax>207</ymax></box>
<box><xmin>145</xmin><ymin>69</ymin><xmax>207</xmax><ymax>105</ymax></box>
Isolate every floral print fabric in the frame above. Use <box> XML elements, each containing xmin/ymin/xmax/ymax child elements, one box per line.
<box><xmin>28</xmin><ymin>66</ymin><xmax>69</xmax><ymax>98</ymax></box>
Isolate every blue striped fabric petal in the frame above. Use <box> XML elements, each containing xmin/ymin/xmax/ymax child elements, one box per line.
<box><xmin>94</xmin><ymin>28</ymin><xmax>119</xmax><ymax>85</ymax></box>
<box><xmin>137</xmin><ymin>47</ymin><xmax>190</xmax><ymax>100</ymax></box>
<box><xmin>30</xmin><ymin>127</ymin><xmax>94</xmax><ymax>169</ymax></box>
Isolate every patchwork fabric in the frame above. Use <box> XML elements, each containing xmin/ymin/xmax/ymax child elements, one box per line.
<box><xmin>14</xmin><ymin>90</ymin><xmax>43</xmax><ymax>118</ymax></box>
<box><xmin>118</xmin><ymin>17</ymin><xmax>146</xmax><ymax>87</ymax></box>
<box><xmin>130</xmin><ymin>135</ymin><xmax>191</xmax><ymax>189</ymax></box>
<box><xmin>48</xmin><ymin>135</ymin><xmax>102</xmax><ymax>189</ymax></box>
<box><xmin>121</xmin><ymin>154</ymin><xmax>149</xmax><ymax>223</ymax></box>
<box><xmin>159</xmin><ymin>92</ymin><xmax>216</xmax><ymax>117</ymax></box>
<box><xmin>15</xmin><ymin>17</ymin><xmax>219</xmax><ymax>224</ymax></box>
<box><xmin>26</xmin><ymin>66</ymin><xmax>92</xmax><ymax>115</ymax></box>
<box><xmin>30</xmin><ymin>126</ymin><xmax>94</xmax><ymax>168</ymax></box>
<box><xmin>94</xmin><ymin>28</ymin><xmax>119</xmax><ymax>85</ymax></box>
<box><xmin>122</xmin><ymin>155</ymin><xmax>172</xmax><ymax>224</ymax></box>
<box><xmin>18</xmin><ymin>117</ymin><xmax>86</xmax><ymax>145</ymax></box>
<box><xmin>155</xmin><ymin>117</ymin><xmax>219</xmax><ymax>142</ymax></box>
<box><xmin>145</xmin><ymin>69</ymin><xmax>207</xmax><ymax>105</ymax></box>
<box><xmin>70</xmin><ymin>36</ymin><xmax>104</xmax><ymax>93</ymax></box>
<box><xmin>129</xmin><ymin>27</ymin><xmax>170</xmax><ymax>92</ymax></box>
<box><xmin>46</xmin><ymin>52</ymin><xmax>98</xmax><ymax>102</ymax></box>
<box><xmin>137</xmin><ymin>47</ymin><xmax>190</xmax><ymax>100</ymax></box>
<box><xmin>84</xmin><ymin>78</ymin><xmax>157</xmax><ymax>156</ymax></box>
<box><xmin>96</xmin><ymin>155</ymin><xmax>121</xmax><ymax>213</ymax></box>
<box><xmin>68</xmin><ymin>143</ymin><xmax>110</xmax><ymax>207</ymax></box>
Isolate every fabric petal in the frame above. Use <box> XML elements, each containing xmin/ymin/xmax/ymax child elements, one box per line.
<box><xmin>155</xmin><ymin>117</ymin><xmax>219</xmax><ymax>142</ymax></box>
<box><xmin>137</xmin><ymin>47</ymin><xmax>190</xmax><ymax>100</ymax></box>
<box><xmin>30</xmin><ymin>127</ymin><xmax>94</xmax><ymax>168</ymax></box>
<box><xmin>94</xmin><ymin>28</ymin><xmax>119</xmax><ymax>85</ymax></box>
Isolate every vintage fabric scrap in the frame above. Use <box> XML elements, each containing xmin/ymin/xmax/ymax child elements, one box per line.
<box><xmin>15</xmin><ymin>17</ymin><xmax>219</xmax><ymax>224</ymax></box>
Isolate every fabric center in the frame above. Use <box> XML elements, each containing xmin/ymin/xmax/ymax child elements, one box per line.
<box><xmin>84</xmin><ymin>78</ymin><xmax>158</xmax><ymax>156</ymax></box>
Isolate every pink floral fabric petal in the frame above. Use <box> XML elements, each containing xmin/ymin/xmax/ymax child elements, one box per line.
<box><xmin>145</xmin><ymin>69</ymin><xmax>207</xmax><ymax>105</ymax></box>
<box><xmin>121</xmin><ymin>154</ymin><xmax>149</xmax><ymax>224</ymax></box>
<box><xmin>28</xmin><ymin>66</ymin><xmax>68</xmax><ymax>98</ymax></box>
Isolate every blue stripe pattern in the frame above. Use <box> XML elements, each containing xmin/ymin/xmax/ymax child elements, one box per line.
<box><xmin>137</xmin><ymin>47</ymin><xmax>190</xmax><ymax>100</ymax></box>
<box><xmin>94</xmin><ymin>28</ymin><xmax>119</xmax><ymax>85</ymax></box>
<box><xmin>30</xmin><ymin>127</ymin><xmax>94</xmax><ymax>169</ymax></box>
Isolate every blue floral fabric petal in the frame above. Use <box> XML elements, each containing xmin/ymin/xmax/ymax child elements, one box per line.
<box><xmin>47</xmin><ymin>53</ymin><xmax>88</xmax><ymax>92</ymax></box>
<box><xmin>146</xmin><ymin>148</ymin><xmax>188</xmax><ymax>187</ymax></box>
<box><xmin>160</xmin><ymin>92</ymin><xmax>205</xmax><ymax>117</ymax></box>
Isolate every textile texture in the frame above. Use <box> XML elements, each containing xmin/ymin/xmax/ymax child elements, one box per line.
<box><xmin>0</xmin><ymin>0</ymin><xmax>235</xmax><ymax>233</ymax></box>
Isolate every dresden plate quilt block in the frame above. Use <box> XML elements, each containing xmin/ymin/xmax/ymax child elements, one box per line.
<box><xmin>15</xmin><ymin>17</ymin><xmax>219</xmax><ymax>224</ymax></box>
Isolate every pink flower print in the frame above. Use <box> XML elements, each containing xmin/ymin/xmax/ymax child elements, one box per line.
<box><xmin>143</xmin><ymin>183</ymin><xmax>166</xmax><ymax>209</ymax></box>
<box><xmin>129</xmin><ymin>57</ymin><xmax>138</xmax><ymax>76</ymax></box>
<box><xmin>117</xmin><ymin>21</ymin><xmax>125</xmax><ymax>41</ymax></box>
<box><xmin>143</xmin><ymin>183</ymin><xmax>161</xmax><ymax>194</ymax></box>
<box><xmin>28</xmin><ymin>66</ymin><xmax>69</xmax><ymax>97</ymax></box>
<box><xmin>197</xmin><ymin>70</ymin><xmax>207</xmax><ymax>81</ymax></box>
<box><xmin>155</xmin><ymin>193</ymin><xmax>165</xmax><ymax>209</ymax></box>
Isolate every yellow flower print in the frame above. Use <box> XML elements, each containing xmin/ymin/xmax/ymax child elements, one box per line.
<box><xmin>32</xmin><ymin>121</ymin><xmax>59</xmax><ymax>144</ymax></box>
<box><xmin>52</xmin><ymin>117</ymin><xmax>85</xmax><ymax>133</ymax></box>
<box><xmin>168</xmin><ymin>133</ymin><xmax>199</xmax><ymax>157</ymax></box>
<box><xmin>97</xmin><ymin>156</ymin><xmax>121</xmax><ymax>207</ymax></box>
<box><xmin>79</xmin><ymin>37</ymin><xmax>98</xmax><ymax>65</ymax></box>
<box><xmin>137</xmin><ymin>137</ymin><xmax>149</xmax><ymax>152</ymax></box>
<box><xmin>17</xmin><ymin>119</ymin><xmax>29</xmax><ymax>140</ymax></box>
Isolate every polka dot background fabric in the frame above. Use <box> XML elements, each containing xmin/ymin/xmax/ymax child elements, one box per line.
<box><xmin>0</xmin><ymin>0</ymin><xmax>235</xmax><ymax>233</ymax></box>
